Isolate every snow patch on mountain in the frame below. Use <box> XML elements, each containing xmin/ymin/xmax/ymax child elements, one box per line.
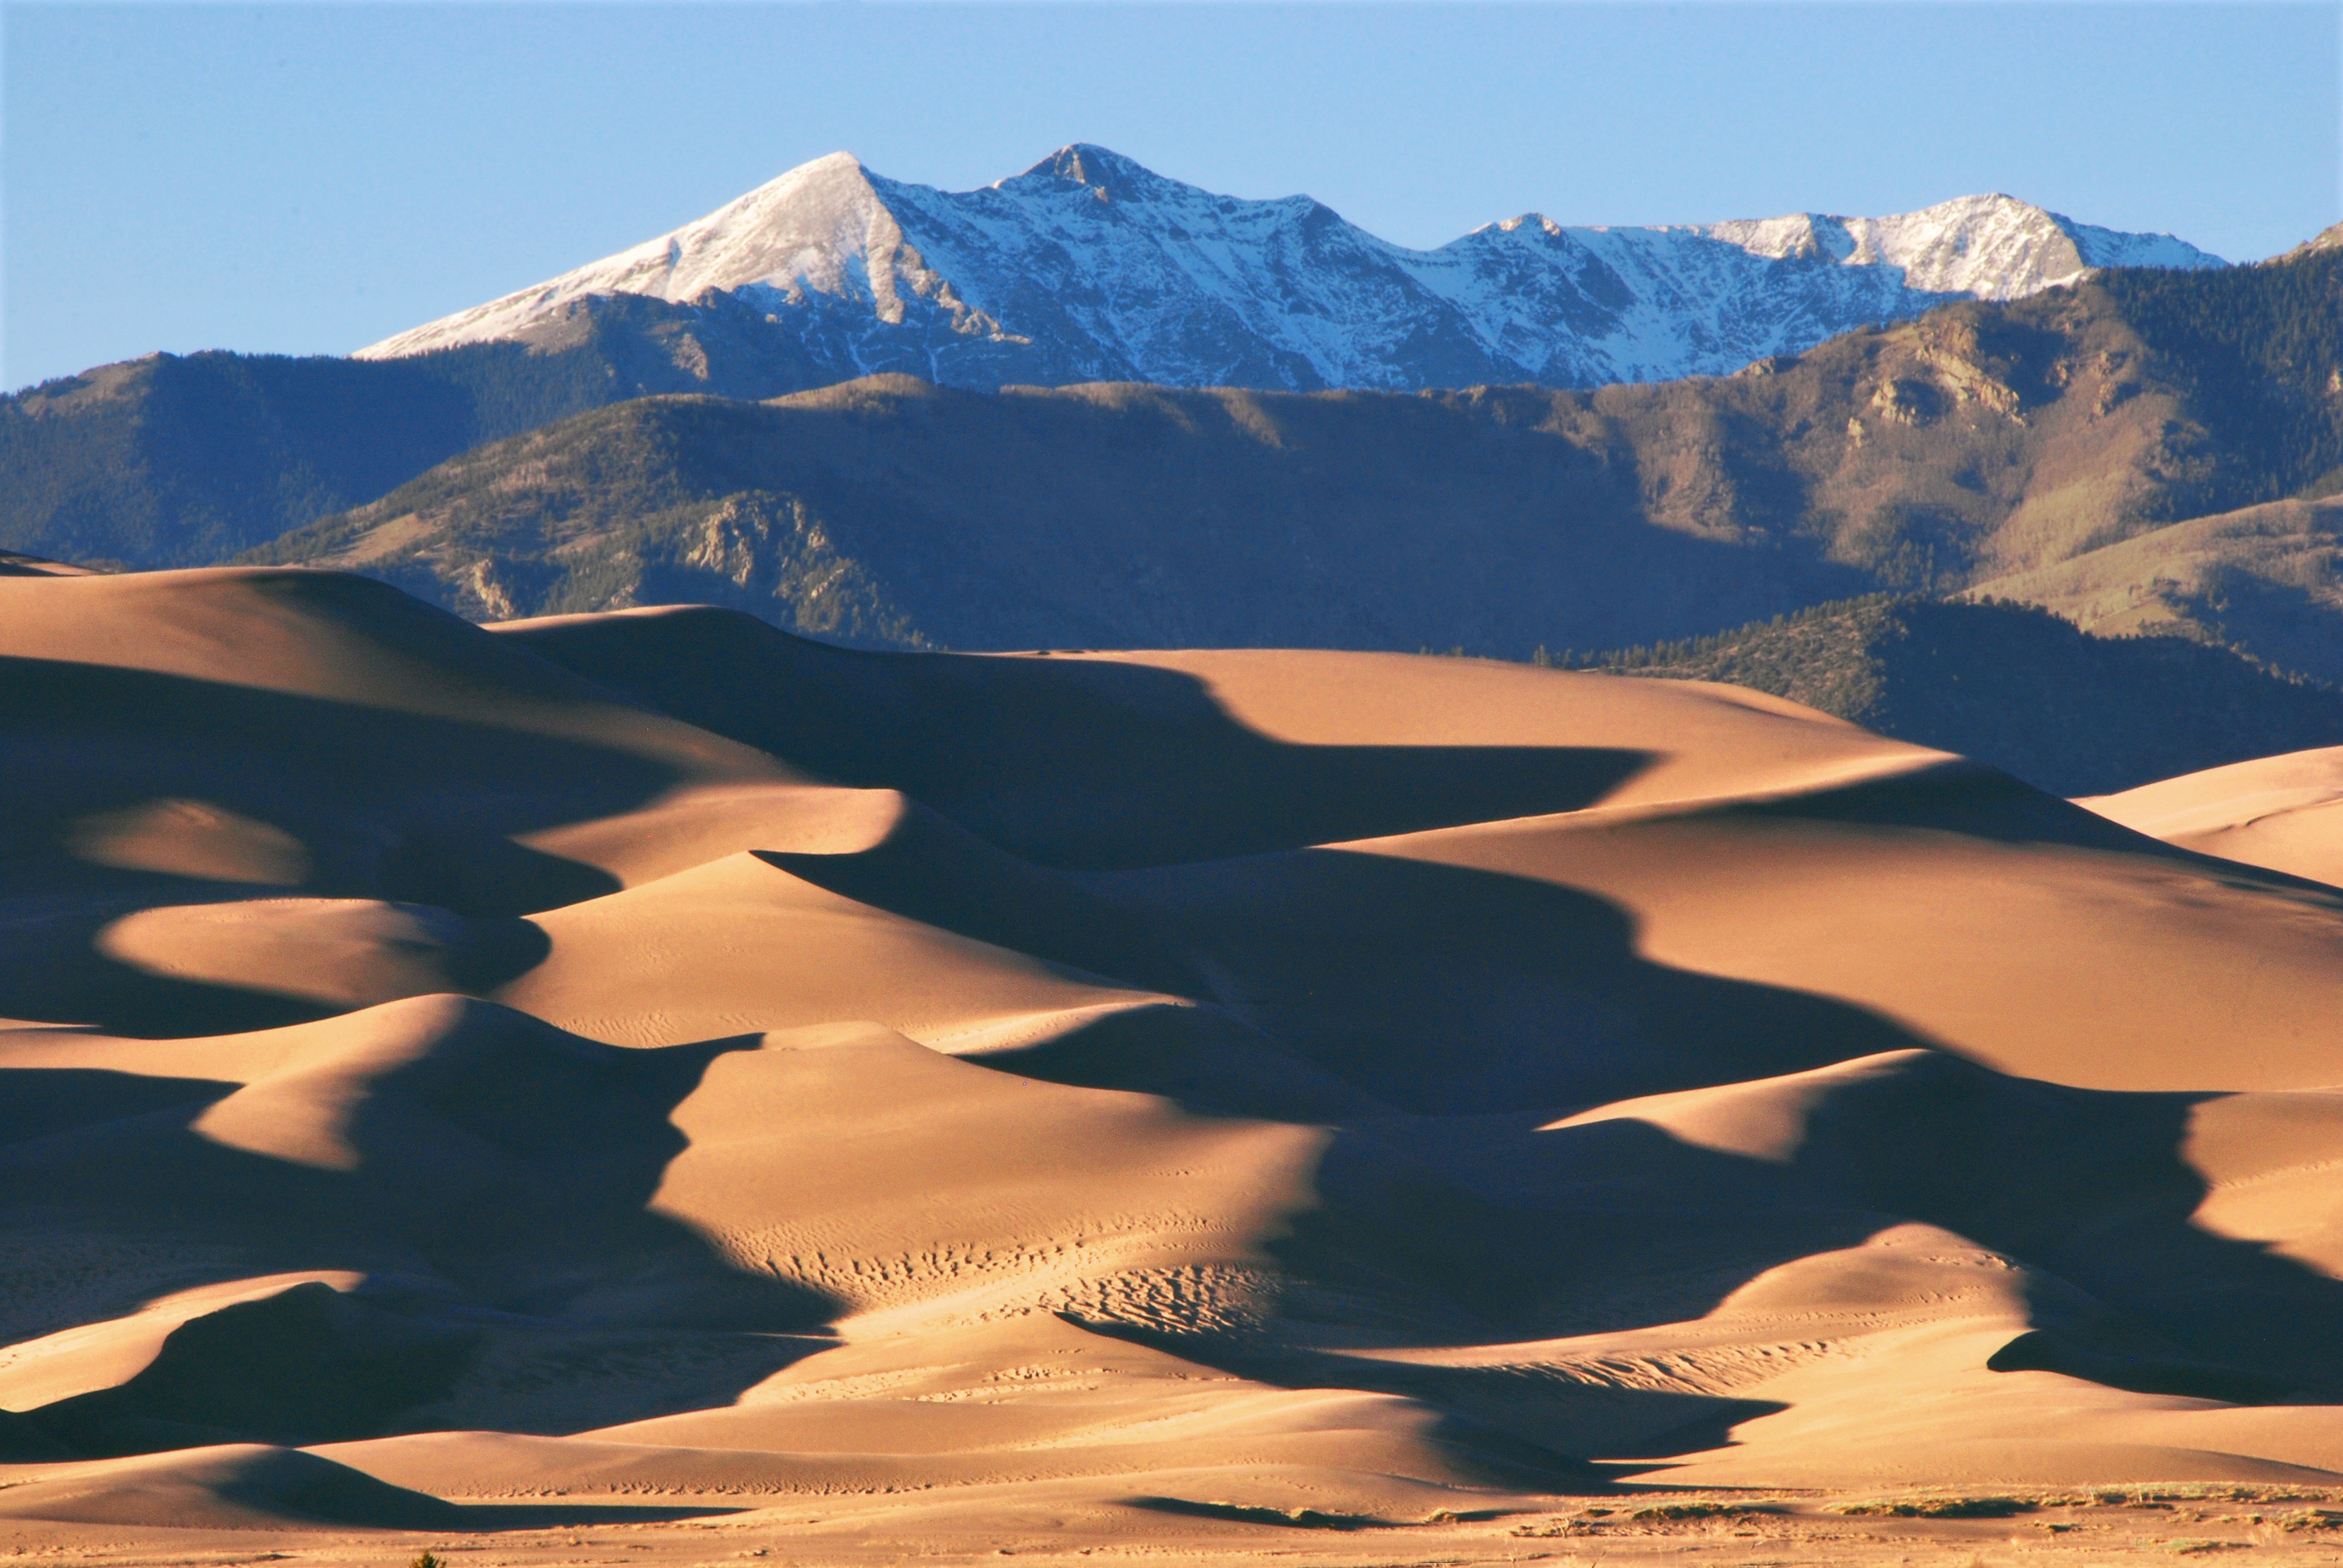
<box><xmin>1701</xmin><ymin>193</ymin><xmax>2213</xmax><ymax>300</ymax></box>
<box><xmin>359</xmin><ymin>145</ymin><xmax>2225</xmax><ymax>390</ymax></box>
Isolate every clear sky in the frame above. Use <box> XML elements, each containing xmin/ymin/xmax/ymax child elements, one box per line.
<box><xmin>5</xmin><ymin>1</ymin><xmax>2337</xmax><ymax>391</ymax></box>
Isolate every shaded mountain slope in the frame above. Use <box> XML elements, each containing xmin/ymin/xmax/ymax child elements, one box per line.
<box><xmin>245</xmin><ymin>376</ymin><xmax>1852</xmax><ymax>651</ymax></box>
<box><xmin>1584</xmin><ymin>594</ymin><xmax>2343</xmax><ymax>796</ymax></box>
<box><xmin>0</xmin><ymin>299</ymin><xmax>838</xmax><ymax>570</ymax></box>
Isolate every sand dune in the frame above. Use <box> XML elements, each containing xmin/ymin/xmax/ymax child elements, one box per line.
<box><xmin>490</xmin><ymin>604</ymin><xmax>1932</xmax><ymax>867</ymax></box>
<box><xmin>15</xmin><ymin>571</ymin><xmax>2343</xmax><ymax>1558</ymax></box>
<box><xmin>2081</xmin><ymin>745</ymin><xmax>2343</xmax><ymax>887</ymax></box>
<box><xmin>0</xmin><ymin>1444</ymin><xmax>463</xmax><ymax>1528</ymax></box>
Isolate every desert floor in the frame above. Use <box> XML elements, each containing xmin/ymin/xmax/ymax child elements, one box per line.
<box><xmin>19</xmin><ymin>1485</ymin><xmax>2343</xmax><ymax>1566</ymax></box>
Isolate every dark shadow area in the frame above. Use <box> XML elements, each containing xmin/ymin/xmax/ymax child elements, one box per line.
<box><xmin>1283</xmin><ymin>1115</ymin><xmax>1865</xmax><ymax>1333</ymax></box>
<box><xmin>744</xmin><ymin>796</ymin><xmax>1951</xmax><ymax>1111</ymax></box>
<box><xmin>752</xmin><ymin>797</ymin><xmax>1205</xmax><ymax>998</ymax></box>
<box><xmin>1987</xmin><ymin>1327</ymin><xmax>2298</xmax><ymax>1404</ymax></box>
<box><xmin>967</xmin><ymin>1002</ymin><xmax>1397</xmax><ymax>1124</ymax></box>
<box><xmin>0</xmin><ymin>1410</ymin><xmax>77</xmax><ymax>1461</ymax></box>
<box><xmin>1780</xmin><ymin>1052</ymin><xmax>2343</xmax><ymax>1395</ymax></box>
<box><xmin>375</xmin><ymin>831</ymin><xmax>623</xmax><ymax>919</ymax></box>
<box><xmin>0</xmin><ymin>1067</ymin><xmax>236</xmax><ymax>1145</ymax></box>
<box><xmin>0</xmin><ymin>877</ymin><xmax>555</xmax><ymax>1038</ymax></box>
<box><xmin>1113</xmin><ymin>847</ymin><xmax>1935</xmax><ymax>1111</ymax></box>
<box><xmin>0</xmin><ymin>1004</ymin><xmax>843</xmax><ymax>1458</ymax></box>
<box><xmin>497</xmin><ymin>608</ymin><xmax>1657</xmax><ymax>868</ymax></box>
<box><xmin>0</xmin><ymin>654</ymin><xmax>652</xmax><ymax>914</ymax></box>
<box><xmin>1730</xmin><ymin>760</ymin><xmax>2343</xmax><ymax>900</ymax></box>
<box><xmin>32</xmin><ymin>1281</ymin><xmax>481</xmax><ymax>1457</ymax></box>
<box><xmin>0</xmin><ymin>651</ymin><xmax>671</xmax><ymax>1030</ymax></box>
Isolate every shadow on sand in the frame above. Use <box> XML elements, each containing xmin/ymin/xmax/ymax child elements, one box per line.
<box><xmin>0</xmin><ymin>1004</ymin><xmax>838</xmax><ymax>1461</ymax></box>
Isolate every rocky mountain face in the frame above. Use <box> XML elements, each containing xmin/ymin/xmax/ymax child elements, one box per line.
<box><xmin>361</xmin><ymin>145</ymin><xmax>2222</xmax><ymax>392</ymax></box>
<box><xmin>249</xmin><ymin>248</ymin><xmax>2339</xmax><ymax>660</ymax></box>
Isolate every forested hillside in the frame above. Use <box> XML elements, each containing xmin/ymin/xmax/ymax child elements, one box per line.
<box><xmin>2097</xmin><ymin>248</ymin><xmax>2343</xmax><ymax>507</ymax></box>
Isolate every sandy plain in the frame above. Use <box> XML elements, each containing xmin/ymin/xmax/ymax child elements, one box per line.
<box><xmin>12</xmin><ymin>565</ymin><xmax>2343</xmax><ymax>1564</ymax></box>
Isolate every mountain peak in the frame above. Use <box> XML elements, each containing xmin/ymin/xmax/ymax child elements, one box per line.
<box><xmin>1696</xmin><ymin>192</ymin><xmax>2223</xmax><ymax>299</ymax></box>
<box><xmin>355</xmin><ymin>148</ymin><xmax>905</xmax><ymax>358</ymax></box>
<box><xmin>1008</xmin><ymin>143</ymin><xmax>1169</xmax><ymax>203</ymax></box>
<box><xmin>791</xmin><ymin>149</ymin><xmax>866</xmax><ymax>176</ymax></box>
<box><xmin>2278</xmin><ymin>219</ymin><xmax>2343</xmax><ymax>262</ymax></box>
<box><xmin>357</xmin><ymin>149</ymin><xmax>2226</xmax><ymax>383</ymax></box>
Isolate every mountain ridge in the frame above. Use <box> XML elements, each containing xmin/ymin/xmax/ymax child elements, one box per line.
<box><xmin>6</xmin><ymin>200</ymin><xmax>2312</xmax><ymax>581</ymax></box>
<box><xmin>242</xmin><ymin>241</ymin><xmax>2340</xmax><ymax>708</ymax></box>
<box><xmin>358</xmin><ymin>143</ymin><xmax>2223</xmax><ymax>391</ymax></box>
<box><xmin>246</xmin><ymin>258</ymin><xmax>2316</xmax><ymax>654</ymax></box>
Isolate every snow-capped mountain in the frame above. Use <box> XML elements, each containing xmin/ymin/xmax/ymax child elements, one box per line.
<box><xmin>360</xmin><ymin>145</ymin><xmax>2224</xmax><ymax>390</ymax></box>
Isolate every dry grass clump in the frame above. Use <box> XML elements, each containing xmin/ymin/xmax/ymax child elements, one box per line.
<box><xmin>1629</xmin><ymin>1500</ymin><xmax>1788</xmax><ymax>1521</ymax></box>
<box><xmin>1837</xmin><ymin>1495</ymin><xmax>2032</xmax><ymax>1518</ymax></box>
<box><xmin>1511</xmin><ymin>1499</ymin><xmax>1791</xmax><ymax>1536</ymax></box>
<box><xmin>2275</xmin><ymin>1509</ymin><xmax>2343</xmax><ymax>1532</ymax></box>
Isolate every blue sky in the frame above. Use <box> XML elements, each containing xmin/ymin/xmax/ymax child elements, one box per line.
<box><xmin>5</xmin><ymin>2</ymin><xmax>2337</xmax><ymax>390</ymax></box>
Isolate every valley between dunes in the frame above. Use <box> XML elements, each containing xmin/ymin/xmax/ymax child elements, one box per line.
<box><xmin>19</xmin><ymin>564</ymin><xmax>2343</xmax><ymax>1563</ymax></box>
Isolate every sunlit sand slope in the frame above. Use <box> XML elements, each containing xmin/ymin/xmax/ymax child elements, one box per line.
<box><xmin>2082</xmin><ymin>745</ymin><xmax>2343</xmax><ymax>888</ymax></box>
<box><xmin>10</xmin><ymin>571</ymin><xmax>2343</xmax><ymax>1550</ymax></box>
